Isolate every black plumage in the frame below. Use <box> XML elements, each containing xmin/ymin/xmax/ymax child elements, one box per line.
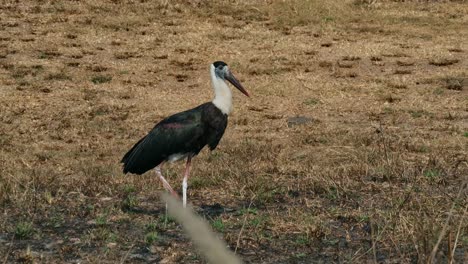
<box><xmin>121</xmin><ymin>102</ymin><xmax>227</xmax><ymax>175</ymax></box>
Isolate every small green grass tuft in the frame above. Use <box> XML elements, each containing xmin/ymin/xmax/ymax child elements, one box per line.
<box><xmin>145</xmin><ymin>231</ymin><xmax>158</xmax><ymax>245</ymax></box>
<box><xmin>121</xmin><ymin>185</ymin><xmax>138</xmax><ymax>211</ymax></box>
<box><xmin>410</xmin><ymin>110</ymin><xmax>423</xmax><ymax>118</ymax></box>
<box><xmin>15</xmin><ymin>221</ymin><xmax>34</xmax><ymax>239</ymax></box>
<box><xmin>211</xmin><ymin>218</ymin><xmax>225</xmax><ymax>232</ymax></box>
<box><xmin>239</xmin><ymin>207</ymin><xmax>258</xmax><ymax>215</ymax></box>
<box><xmin>90</xmin><ymin>228</ymin><xmax>115</xmax><ymax>242</ymax></box>
<box><xmin>424</xmin><ymin>169</ymin><xmax>440</xmax><ymax>179</ymax></box>
<box><xmin>38</xmin><ymin>52</ymin><xmax>48</xmax><ymax>59</ymax></box>
<box><xmin>146</xmin><ymin>221</ymin><xmax>158</xmax><ymax>232</ymax></box>
<box><xmin>303</xmin><ymin>98</ymin><xmax>320</xmax><ymax>106</ymax></box>
<box><xmin>409</xmin><ymin>109</ymin><xmax>433</xmax><ymax>118</ymax></box>
<box><xmin>108</xmin><ymin>232</ymin><xmax>118</xmax><ymax>243</ymax></box>
<box><xmin>95</xmin><ymin>214</ymin><xmax>108</xmax><ymax>227</ymax></box>
<box><xmin>417</xmin><ymin>145</ymin><xmax>430</xmax><ymax>153</ymax></box>
<box><xmin>325</xmin><ymin>186</ymin><xmax>339</xmax><ymax>201</ymax></box>
<box><xmin>45</xmin><ymin>72</ymin><xmax>71</xmax><ymax>80</ymax></box>
<box><xmin>358</xmin><ymin>214</ymin><xmax>370</xmax><ymax>223</ymax></box>
<box><xmin>31</xmin><ymin>64</ymin><xmax>44</xmax><ymax>70</ymax></box>
<box><xmin>122</xmin><ymin>195</ymin><xmax>138</xmax><ymax>211</ymax></box>
<box><xmin>383</xmin><ymin>107</ymin><xmax>395</xmax><ymax>114</ymax></box>
<box><xmin>91</xmin><ymin>75</ymin><xmax>112</xmax><ymax>84</ymax></box>
<box><xmin>433</xmin><ymin>87</ymin><xmax>444</xmax><ymax>95</ymax></box>
<box><xmin>48</xmin><ymin>212</ymin><xmax>64</xmax><ymax>228</ymax></box>
<box><xmin>123</xmin><ymin>185</ymin><xmax>136</xmax><ymax>193</ymax></box>
<box><xmin>157</xmin><ymin>214</ymin><xmax>176</xmax><ymax>227</ymax></box>
<box><xmin>249</xmin><ymin>215</ymin><xmax>268</xmax><ymax>228</ymax></box>
<box><xmin>294</xmin><ymin>234</ymin><xmax>310</xmax><ymax>246</ymax></box>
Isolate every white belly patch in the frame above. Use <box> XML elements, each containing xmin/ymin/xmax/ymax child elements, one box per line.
<box><xmin>168</xmin><ymin>153</ymin><xmax>188</xmax><ymax>163</ymax></box>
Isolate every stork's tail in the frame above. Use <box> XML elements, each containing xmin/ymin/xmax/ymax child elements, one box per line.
<box><xmin>121</xmin><ymin>136</ymin><xmax>147</xmax><ymax>174</ymax></box>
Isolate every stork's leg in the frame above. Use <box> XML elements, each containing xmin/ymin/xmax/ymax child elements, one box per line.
<box><xmin>182</xmin><ymin>156</ymin><xmax>192</xmax><ymax>208</ymax></box>
<box><xmin>154</xmin><ymin>162</ymin><xmax>179</xmax><ymax>198</ymax></box>
<box><xmin>154</xmin><ymin>163</ymin><xmax>173</xmax><ymax>227</ymax></box>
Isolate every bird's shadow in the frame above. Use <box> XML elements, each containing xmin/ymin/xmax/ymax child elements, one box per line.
<box><xmin>122</xmin><ymin>207</ymin><xmax>165</xmax><ymax>215</ymax></box>
<box><xmin>197</xmin><ymin>203</ymin><xmax>234</xmax><ymax>218</ymax></box>
<box><xmin>124</xmin><ymin>202</ymin><xmax>234</xmax><ymax>219</ymax></box>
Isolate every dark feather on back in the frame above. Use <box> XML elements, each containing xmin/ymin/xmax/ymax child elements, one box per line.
<box><xmin>121</xmin><ymin>102</ymin><xmax>227</xmax><ymax>175</ymax></box>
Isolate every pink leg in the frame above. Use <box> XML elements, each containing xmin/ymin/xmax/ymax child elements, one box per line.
<box><xmin>154</xmin><ymin>162</ymin><xmax>179</xmax><ymax>199</ymax></box>
<box><xmin>182</xmin><ymin>156</ymin><xmax>192</xmax><ymax>208</ymax></box>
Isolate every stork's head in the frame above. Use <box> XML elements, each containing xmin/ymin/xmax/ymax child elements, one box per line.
<box><xmin>212</xmin><ymin>61</ymin><xmax>250</xmax><ymax>97</ymax></box>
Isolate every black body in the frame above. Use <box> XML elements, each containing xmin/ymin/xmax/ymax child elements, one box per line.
<box><xmin>121</xmin><ymin>102</ymin><xmax>228</xmax><ymax>175</ymax></box>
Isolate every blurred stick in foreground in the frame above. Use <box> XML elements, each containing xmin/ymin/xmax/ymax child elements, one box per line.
<box><xmin>161</xmin><ymin>193</ymin><xmax>242</xmax><ymax>264</ymax></box>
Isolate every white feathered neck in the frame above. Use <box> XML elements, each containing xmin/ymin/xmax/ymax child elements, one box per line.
<box><xmin>210</xmin><ymin>64</ymin><xmax>232</xmax><ymax>115</ymax></box>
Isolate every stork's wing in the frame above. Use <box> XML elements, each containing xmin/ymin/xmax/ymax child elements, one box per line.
<box><xmin>202</xmin><ymin>104</ymin><xmax>228</xmax><ymax>150</ymax></box>
<box><xmin>121</xmin><ymin>109</ymin><xmax>205</xmax><ymax>175</ymax></box>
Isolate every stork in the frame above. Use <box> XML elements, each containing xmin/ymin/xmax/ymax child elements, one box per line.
<box><xmin>121</xmin><ymin>61</ymin><xmax>249</xmax><ymax>207</ymax></box>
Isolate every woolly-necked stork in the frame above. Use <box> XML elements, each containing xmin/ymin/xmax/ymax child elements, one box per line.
<box><xmin>121</xmin><ymin>61</ymin><xmax>249</xmax><ymax>207</ymax></box>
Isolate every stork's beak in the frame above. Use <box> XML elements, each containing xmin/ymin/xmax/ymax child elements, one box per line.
<box><xmin>225</xmin><ymin>71</ymin><xmax>250</xmax><ymax>97</ymax></box>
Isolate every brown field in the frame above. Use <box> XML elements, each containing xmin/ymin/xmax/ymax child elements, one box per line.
<box><xmin>1</xmin><ymin>0</ymin><xmax>467</xmax><ymax>263</ymax></box>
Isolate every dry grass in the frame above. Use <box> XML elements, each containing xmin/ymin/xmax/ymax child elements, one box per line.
<box><xmin>1</xmin><ymin>0</ymin><xmax>467</xmax><ymax>263</ymax></box>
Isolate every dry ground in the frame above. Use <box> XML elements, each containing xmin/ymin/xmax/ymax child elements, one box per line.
<box><xmin>0</xmin><ymin>0</ymin><xmax>467</xmax><ymax>263</ymax></box>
